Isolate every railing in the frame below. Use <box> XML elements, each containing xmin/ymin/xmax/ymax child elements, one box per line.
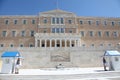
<box><xmin>0</xmin><ymin>46</ymin><xmax>119</xmax><ymax>51</ymax></box>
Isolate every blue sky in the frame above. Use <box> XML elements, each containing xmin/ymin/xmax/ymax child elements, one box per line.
<box><xmin>0</xmin><ymin>0</ymin><xmax>120</xmax><ymax>17</ymax></box>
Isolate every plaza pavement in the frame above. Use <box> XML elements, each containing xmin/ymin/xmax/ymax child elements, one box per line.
<box><xmin>0</xmin><ymin>67</ymin><xmax>120</xmax><ymax>80</ymax></box>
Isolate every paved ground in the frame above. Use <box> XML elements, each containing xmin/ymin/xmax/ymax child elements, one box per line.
<box><xmin>0</xmin><ymin>67</ymin><xmax>120</xmax><ymax>80</ymax></box>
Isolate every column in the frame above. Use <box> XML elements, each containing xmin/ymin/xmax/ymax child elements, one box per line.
<box><xmin>35</xmin><ymin>39</ymin><xmax>38</xmax><ymax>47</ymax></box>
<box><xmin>75</xmin><ymin>39</ymin><xmax>77</xmax><ymax>47</ymax></box>
<box><xmin>50</xmin><ymin>39</ymin><xmax>52</xmax><ymax>48</ymax></box>
<box><xmin>60</xmin><ymin>39</ymin><xmax>62</xmax><ymax>47</ymax></box>
<box><xmin>45</xmin><ymin>39</ymin><xmax>46</xmax><ymax>48</ymax></box>
<box><xmin>70</xmin><ymin>39</ymin><xmax>71</xmax><ymax>47</ymax></box>
<box><xmin>55</xmin><ymin>39</ymin><xmax>56</xmax><ymax>47</ymax></box>
<box><xmin>65</xmin><ymin>39</ymin><xmax>67</xmax><ymax>47</ymax></box>
<box><xmin>40</xmin><ymin>39</ymin><xmax>41</xmax><ymax>47</ymax></box>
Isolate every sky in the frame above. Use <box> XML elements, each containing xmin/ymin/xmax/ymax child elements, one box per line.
<box><xmin>0</xmin><ymin>0</ymin><xmax>120</xmax><ymax>17</ymax></box>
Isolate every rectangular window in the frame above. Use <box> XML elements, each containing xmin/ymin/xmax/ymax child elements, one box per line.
<box><xmin>96</xmin><ymin>21</ymin><xmax>99</xmax><ymax>26</ymax></box>
<box><xmin>2</xmin><ymin>31</ymin><xmax>7</xmax><ymax>37</ymax></box>
<box><xmin>52</xmin><ymin>17</ymin><xmax>55</xmax><ymax>24</ymax></box>
<box><xmin>61</xmin><ymin>28</ymin><xmax>64</xmax><ymax>33</ymax></box>
<box><xmin>89</xmin><ymin>31</ymin><xmax>93</xmax><ymax>37</ymax></box>
<box><xmin>60</xmin><ymin>18</ymin><xmax>64</xmax><ymax>24</ymax></box>
<box><xmin>68</xmin><ymin>20</ymin><xmax>72</xmax><ymax>24</ymax></box>
<box><xmin>32</xmin><ymin>20</ymin><xmax>35</xmax><ymax>24</ymax></box>
<box><xmin>111</xmin><ymin>21</ymin><xmax>115</xmax><ymax>26</ymax></box>
<box><xmin>80</xmin><ymin>31</ymin><xmax>84</xmax><ymax>37</ymax></box>
<box><xmin>88</xmin><ymin>21</ymin><xmax>92</xmax><ymax>25</ymax></box>
<box><xmin>12</xmin><ymin>31</ymin><xmax>16</xmax><ymax>37</ymax></box>
<box><xmin>98</xmin><ymin>31</ymin><xmax>102</xmax><ymax>37</ymax></box>
<box><xmin>21</xmin><ymin>31</ymin><xmax>25</xmax><ymax>37</ymax></box>
<box><xmin>56</xmin><ymin>18</ymin><xmax>59</xmax><ymax>24</ymax></box>
<box><xmin>118</xmin><ymin>22</ymin><xmax>120</xmax><ymax>26</ymax></box>
<box><xmin>30</xmin><ymin>30</ymin><xmax>34</xmax><ymax>37</ymax></box>
<box><xmin>105</xmin><ymin>31</ymin><xmax>110</xmax><ymax>37</ymax></box>
<box><xmin>43</xmin><ymin>18</ymin><xmax>47</xmax><ymax>24</ymax></box>
<box><xmin>14</xmin><ymin>20</ymin><xmax>18</xmax><ymax>24</ymax></box>
<box><xmin>23</xmin><ymin>20</ymin><xmax>27</xmax><ymax>24</ymax></box>
<box><xmin>113</xmin><ymin>32</ymin><xmax>118</xmax><ymax>37</ymax></box>
<box><xmin>5</xmin><ymin>20</ymin><xmax>9</xmax><ymax>25</ymax></box>
<box><xmin>0</xmin><ymin>44</ymin><xmax>4</xmax><ymax>47</ymax></box>
<box><xmin>80</xmin><ymin>21</ymin><xmax>83</xmax><ymax>24</ymax></box>
<box><xmin>104</xmin><ymin>21</ymin><xmax>107</xmax><ymax>26</ymax></box>
<box><xmin>52</xmin><ymin>28</ymin><xmax>55</xmax><ymax>33</ymax></box>
<box><xmin>10</xmin><ymin>44</ymin><xmax>14</xmax><ymax>47</ymax></box>
<box><xmin>56</xmin><ymin>28</ymin><xmax>59</xmax><ymax>33</ymax></box>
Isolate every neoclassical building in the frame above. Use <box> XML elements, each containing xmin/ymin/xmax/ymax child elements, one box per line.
<box><xmin>0</xmin><ymin>9</ymin><xmax>120</xmax><ymax>48</ymax></box>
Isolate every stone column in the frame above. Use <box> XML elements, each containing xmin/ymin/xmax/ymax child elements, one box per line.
<box><xmin>35</xmin><ymin>39</ymin><xmax>37</xmax><ymax>47</ymax></box>
<box><xmin>70</xmin><ymin>39</ymin><xmax>71</xmax><ymax>47</ymax></box>
<box><xmin>55</xmin><ymin>39</ymin><xmax>56</xmax><ymax>47</ymax></box>
<box><xmin>45</xmin><ymin>39</ymin><xmax>46</xmax><ymax>48</ymax></box>
<box><xmin>65</xmin><ymin>39</ymin><xmax>67</xmax><ymax>47</ymax></box>
<box><xmin>50</xmin><ymin>39</ymin><xmax>52</xmax><ymax>48</ymax></box>
<box><xmin>40</xmin><ymin>39</ymin><xmax>41</xmax><ymax>47</ymax></box>
<box><xmin>60</xmin><ymin>39</ymin><xmax>62</xmax><ymax>47</ymax></box>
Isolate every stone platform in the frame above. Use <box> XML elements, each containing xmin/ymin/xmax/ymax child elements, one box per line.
<box><xmin>0</xmin><ymin>67</ymin><xmax>120</xmax><ymax>80</ymax></box>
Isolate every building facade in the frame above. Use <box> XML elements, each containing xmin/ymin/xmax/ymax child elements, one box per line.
<box><xmin>0</xmin><ymin>9</ymin><xmax>120</xmax><ymax>48</ymax></box>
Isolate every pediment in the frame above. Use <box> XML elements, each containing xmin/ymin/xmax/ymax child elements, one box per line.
<box><xmin>39</xmin><ymin>9</ymin><xmax>76</xmax><ymax>17</ymax></box>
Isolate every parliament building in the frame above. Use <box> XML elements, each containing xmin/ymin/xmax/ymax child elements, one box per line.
<box><xmin>0</xmin><ymin>9</ymin><xmax>120</xmax><ymax>48</ymax></box>
<box><xmin>0</xmin><ymin>9</ymin><xmax>120</xmax><ymax>68</ymax></box>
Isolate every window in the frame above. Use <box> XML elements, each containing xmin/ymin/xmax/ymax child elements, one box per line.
<box><xmin>12</xmin><ymin>31</ymin><xmax>16</xmax><ymax>37</ymax></box>
<box><xmin>80</xmin><ymin>20</ymin><xmax>83</xmax><ymax>24</ymax></box>
<box><xmin>69</xmin><ymin>30</ymin><xmax>73</xmax><ymax>33</ymax></box>
<box><xmin>5</xmin><ymin>20</ymin><xmax>9</xmax><ymax>25</ymax></box>
<box><xmin>108</xmin><ymin>44</ymin><xmax>111</xmax><ymax>47</ymax></box>
<box><xmin>68</xmin><ymin>20</ymin><xmax>72</xmax><ymax>24</ymax></box>
<box><xmin>10</xmin><ymin>44</ymin><xmax>14</xmax><ymax>47</ymax></box>
<box><xmin>32</xmin><ymin>20</ymin><xmax>35</xmax><ymax>24</ymax></box>
<box><xmin>80</xmin><ymin>31</ymin><xmax>84</xmax><ymax>37</ymax></box>
<box><xmin>113</xmin><ymin>32</ymin><xmax>118</xmax><ymax>37</ymax></box>
<box><xmin>14</xmin><ymin>20</ymin><xmax>18</xmax><ymax>24</ymax></box>
<box><xmin>96</xmin><ymin>21</ymin><xmax>99</xmax><ymax>26</ymax></box>
<box><xmin>91</xmin><ymin>44</ymin><xmax>94</xmax><ymax>47</ymax></box>
<box><xmin>105</xmin><ymin>31</ymin><xmax>110</xmax><ymax>37</ymax></box>
<box><xmin>51</xmin><ymin>17</ymin><xmax>64</xmax><ymax>24</ymax></box>
<box><xmin>104</xmin><ymin>21</ymin><xmax>107</xmax><ymax>26</ymax></box>
<box><xmin>0</xmin><ymin>44</ymin><xmax>4</xmax><ymax>47</ymax></box>
<box><xmin>29</xmin><ymin>44</ymin><xmax>34</xmax><ymax>47</ymax></box>
<box><xmin>89</xmin><ymin>31</ymin><xmax>94</xmax><ymax>37</ymax></box>
<box><xmin>60</xmin><ymin>18</ymin><xmax>64</xmax><ymax>24</ymax></box>
<box><xmin>98</xmin><ymin>31</ymin><xmax>102</xmax><ymax>37</ymax></box>
<box><xmin>88</xmin><ymin>21</ymin><xmax>92</xmax><ymax>25</ymax></box>
<box><xmin>111</xmin><ymin>21</ymin><xmax>115</xmax><ymax>26</ymax></box>
<box><xmin>30</xmin><ymin>30</ymin><xmax>34</xmax><ymax>37</ymax></box>
<box><xmin>56</xmin><ymin>28</ymin><xmax>60</xmax><ymax>33</ymax></box>
<box><xmin>20</xmin><ymin>44</ymin><xmax>24</xmax><ymax>47</ymax></box>
<box><xmin>118</xmin><ymin>22</ymin><xmax>120</xmax><ymax>26</ymax></box>
<box><xmin>23</xmin><ymin>20</ymin><xmax>27</xmax><ymax>24</ymax></box>
<box><xmin>100</xmin><ymin>44</ymin><xmax>103</xmax><ymax>47</ymax></box>
<box><xmin>52</xmin><ymin>17</ymin><xmax>55</xmax><ymax>24</ymax></box>
<box><xmin>2</xmin><ymin>31</ymin><xmax>7</xmax><ymax>37</ymax></box>
<box><xmin>43</xmin><ymin>18</ymin><xmax>47</xmax><ymax>24</ymax></box>
<box><xmin>52</xmin><ymin>28</ymin><xmax>55</xmax><ymax>33</ymax></box>
<box><xmin>56</xmin><ymin>18</ymin><xmax>59</xmax><ymax>24</ymax></box>
<box><xmin>82</xmin><ymin>44</ymin><xmax>85</xmax><ymax>47</ymax></box>
<box><xmin>61</xmin><ymin>28</ymin><xmax>64</xmax><ymax>33</ymax></box>
<box><xmin>21</xmin><ymin>31</ymin><xmax>25</xmax><ymax>37</ymax></box>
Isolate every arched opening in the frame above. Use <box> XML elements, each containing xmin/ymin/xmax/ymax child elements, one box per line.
<box><xmin>52</xmin><ymin>40</ymin><xmax>55</xmax><ymax>47</ymax></box>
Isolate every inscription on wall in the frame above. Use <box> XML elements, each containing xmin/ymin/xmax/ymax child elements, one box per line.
<box><xmin>51</xmin><ymin>50</ymin><xmax>70</xmax><ymax>62</ymax></box>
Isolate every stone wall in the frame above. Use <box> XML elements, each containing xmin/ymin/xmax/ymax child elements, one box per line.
<box><xmin>0</xmin><ymin>47</ymin><xmax>119</xmax><ymax>69</ymax></box>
